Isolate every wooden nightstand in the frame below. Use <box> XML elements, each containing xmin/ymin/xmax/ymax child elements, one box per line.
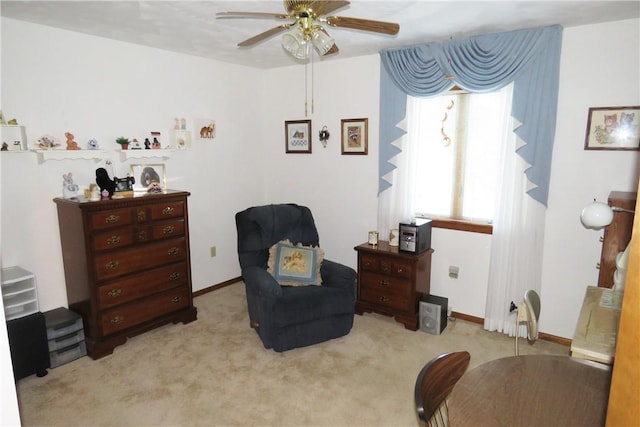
<box><xmin>354</xmin><ymin>241</ymin><xmax>433</xmax><ymax>330</ymax></box>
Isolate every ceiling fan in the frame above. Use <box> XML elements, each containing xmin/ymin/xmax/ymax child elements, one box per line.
<box><xmin>216</xmin><ymin>0</ymin><xmax>400</xmax><ymax>60</ymax></box>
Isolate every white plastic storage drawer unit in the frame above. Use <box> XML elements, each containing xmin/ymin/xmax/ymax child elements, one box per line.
<box><xmin>1</xmin><ymin>266</ymin><xmax>39</xmax><ymax>321</ymax></box>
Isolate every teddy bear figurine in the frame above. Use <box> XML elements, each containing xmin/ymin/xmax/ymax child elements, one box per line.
<box><xmin>65</xmin><ymin>132</ymin><xmax>80</xmax><ymax>150</ymax></box>
<box><xmin>62</xmin><ymin>173</ymin><xmax>79</xmax><ymax>199</ymax></box>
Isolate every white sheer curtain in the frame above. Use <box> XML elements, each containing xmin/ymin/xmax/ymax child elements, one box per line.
<box><xmin>484</xmin><ymin>124</ymin><xmax>546</xmax><ymax>336</ymax></box>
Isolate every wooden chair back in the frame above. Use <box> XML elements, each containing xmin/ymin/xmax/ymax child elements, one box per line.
<box><xmin>414</xmin><ymin>351</ymin><xmax>471</xmax><ymax>426</ymax></box>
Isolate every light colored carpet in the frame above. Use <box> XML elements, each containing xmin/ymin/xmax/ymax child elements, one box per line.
<box><xmin>15</xmin><ymin>283</ymin><xmax>568</xmax><ymax>426</ymax></box>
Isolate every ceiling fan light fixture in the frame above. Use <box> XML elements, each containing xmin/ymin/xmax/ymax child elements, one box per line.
<box><xmin>311</xmin><ymin>28</ymin><xmax>335</xmax><ymax>55</ymax></box>
<box><xmin>281</xmin><ymin>26</ymin><xmax>311</xmax><ymax>59</ymax></box>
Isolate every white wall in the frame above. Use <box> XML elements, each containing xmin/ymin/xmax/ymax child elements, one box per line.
<box><xmin>0</xmin><ymin>18</ymin><xmax>265</xmax><ymax>312</ymax></box>
<box><xmin>541</xmin><ymin>19</ymin><xmax>640</xmax><ymax>337</ymax></box>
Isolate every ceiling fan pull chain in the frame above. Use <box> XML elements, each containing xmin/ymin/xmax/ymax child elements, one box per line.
<box><xmin>311</xmin><ymin>51</ymin><xmax>315</xmax><ymax>114</ymax></box>
<box><xmin>304</xmin><ymin>61</ymin><xmax>308</xmax><ymax>117</ymax></box>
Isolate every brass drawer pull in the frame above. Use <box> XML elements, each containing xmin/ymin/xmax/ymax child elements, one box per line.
<box><xmin>379</xmin><ymin>280</ymin><xmax>389</xmax><ymax>287</ymax></box>
<box><xmin>171</xmin><ymin>296</ymin><xmax>182</xmax><ymax>304</ymax></box>
<box><xmin>169</xmin><ymin>272</ymin><xmax>181</xmax><ymax>281</ymax></box>
<box><xmin>163</xmin><ymin>225</ymin><xmax>175</xmax><ymax>234</ymax></box>
<box><xmin>396</xmin><ymin>267</ymin><xmax>404</xmax><ymax>274</ymax></box>
<box><xmin>105</xmin><ymin>214</ymin><xmax>120</xmax><ymax>224</ymax></box>
<box><xmin>106</xmin><ymin>235</ymin><xmax>121</xmax><ymax>245</ymax></box>
<box><xmin>110</xmin><ymin>316</ymin><xmax>124</xmax><ymax>324</ymax></box>
<box><xmin>138</xmin><ymin>230</ymin><xmax>148</xmax><ymax>241</ymax></box>
<box><xmin>379</xmin><ymin>296</ymin><xmax>389</xmax><ymax>303</ymax></box>
<box><xmin>107</xmin><ymin>288</ymin><xmax>122</xmax><ymax>298</ymax></box>
<box><xmin>168</xmin><ymin>247</ymin><xmax>180</xmax><ymax>255</ymax></box>
<box><xmin>137</xmin><ymin>210</ymin><xmax>146</xmax><ymax>221</ymax></box>
<box><xmin>106</xmin><ymin>261</ymin><xmax>120</xmax><ymax>270</ymax></box>
<box><xmin>162</xmin><ymin>206</ymin><xmax>174</xmax><ymax>216</ymax></box>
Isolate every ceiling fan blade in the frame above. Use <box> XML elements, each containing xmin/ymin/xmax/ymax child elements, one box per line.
<box><xmin>325</xmin><ymin>16</ymin><xmax>399</xmax><ymax>35</ymax></box>
<box><xmin>238</xmin><ymin>24</ymin><xmax>292</xmax><ymax>47</ymax></box>
<box><xmin>308</xmin><ymin>1</ymin><xmax>350</xmax><ymax>17</ymax></box>
<box><xmin>216</xmin><ymin>11</ymin><xmax>290</xmax><ymax>20</ymax></box>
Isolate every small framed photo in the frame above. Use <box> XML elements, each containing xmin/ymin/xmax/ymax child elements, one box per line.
<box><xmin>131</xmin><ymin>164</ymin><xmax>166</xmax><ymax>192</ymax></box>
<box><xmin>584</xmin><ymin>106</ymin><xmax>640</xmax><ymax>150</ymax></box>
<box><xmin>341</xmin><ymin>118</ymin><xmax>368</xmax><ymax>155</ymax></box>
<box><xmin>285</xmin><ymin>120</ymin><xmax>312</xmax><ymax>153</ymax></box>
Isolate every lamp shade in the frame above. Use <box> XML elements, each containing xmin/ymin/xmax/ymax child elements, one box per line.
<box><xmin>311</xmin><ymin>29</ymin><xmax>335</xmax><ymax>56</ymax></box>
<box><xmin>580</xmin><ymin>201</ymin><xmax>614</xmax><ymax>229</ymax></box>
<box><xmin>281</xmin><ymin>27</ymin><xmax>310</xmax><ymax>59</ymax></box>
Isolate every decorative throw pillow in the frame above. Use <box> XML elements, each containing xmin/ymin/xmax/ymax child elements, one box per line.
<box><xmin>267</xmin><ymin>239</ymin><xmax>324</xmax><ymax>286</ymax></box>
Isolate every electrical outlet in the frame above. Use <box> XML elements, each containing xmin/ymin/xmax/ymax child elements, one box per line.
<box><xmin>210</xmin><ymin>246</ymin><xmax>216</xmax><ymax>257</ymax></box>
<box><xmin>449</xmin><ymin>265</ymin><xmax>459</xmax><ymax>279</ymax></box>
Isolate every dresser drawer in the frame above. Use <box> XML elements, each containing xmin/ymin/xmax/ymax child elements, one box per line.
<box><xmin>361</xmin><ymin>254</ymin><xmax>413</xmax><ymax>279</ymax></box>
<box><xmin>97</xmin><ymin>262</ymin><xmax>189</xmax><ymax>309</ymax></box>
<box><xmin>151</xmin><ymin>219</ymin><xmax>185</xmax><ymax>240</ymax></box>
<box><xmin>92</xmin><ymin>228</ymin><xmax>135</xmax><ymax>251</ymax></box>
<box><xmin>150</xmin><ymin>201</ymin><xmax>185</xmax><ymax>220</ymax></box>
<box><xmin>89</xmin><ymin>208</ymin><xmax>133</xmax><ymax>231</ymax></box>
<box><xmin>100</xmin><ymin>286</ymin><xmax>190</xmax><ymax>335</ymax></box>
<box><xmin>94</xmin><ymin>238</ymin><xmax>187</xmax><ymax>281</ymax></box>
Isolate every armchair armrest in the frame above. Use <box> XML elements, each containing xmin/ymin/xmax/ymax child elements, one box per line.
<box><xmin>242</xmin><ymin>266</ymin><xmax>283</xmax><ymax>297</ymax></box>
<box><xmin>321</xmin><ymin>259</ymin><xmax>357</xmax><ymax>300</ymax></box>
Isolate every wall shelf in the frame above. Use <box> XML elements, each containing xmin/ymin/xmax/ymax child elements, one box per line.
<box><xmin>34</xmin><ymin>149</ymin><xmax>106</xmax><ymax>163</ymax></box>
<box><xmin>119</xmin><ymin>149</ymin><xmax>174</xmax><ymax>161</ymax></box>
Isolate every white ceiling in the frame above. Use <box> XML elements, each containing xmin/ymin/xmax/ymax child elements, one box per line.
<box><xmin>2</xmin><ymin>1</ymin><xmax>639</xmax><ymax>69</ymax></box>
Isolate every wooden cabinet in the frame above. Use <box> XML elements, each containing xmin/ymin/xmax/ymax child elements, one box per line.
<box><xmin>354</xmin><ymin>241</ymin><xmax>433</xmax><ymax>330</ymax></box>
<box><xmin>54</xmin><ymin>190</ymin><xmax>197</xmax><ymax>359</ymax></box>
<box><xmin>597</xmin><ymin>191</ymin><xmax>636</xmax><ymax>288</ymax></box>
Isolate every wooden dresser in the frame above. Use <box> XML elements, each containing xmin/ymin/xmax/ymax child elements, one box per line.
<box><xmin>354</xmin><ymin>241</ymin><xmax>433</xmax><ymax>330</ymax></box>
<box><xmin>597</xmin><ymin>191</ymin><xmax>636</xmax><ymax>288</ymax></box>
<box><xmin>54</xmin><ymin>190</ymin><xmax>197</xmax><ymax>359</ymax></box>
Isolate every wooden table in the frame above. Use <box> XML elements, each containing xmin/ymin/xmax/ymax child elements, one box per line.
<box><xmin>448</xmin><ymin>355</ymin><xmax>611</xmax><ymax>427</ymax></box>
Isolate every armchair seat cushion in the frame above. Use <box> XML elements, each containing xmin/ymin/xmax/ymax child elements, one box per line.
<box><xmin>275</xmin><ymin>285</ymin><xmax>355</xmax><ymax>328</ymax></box>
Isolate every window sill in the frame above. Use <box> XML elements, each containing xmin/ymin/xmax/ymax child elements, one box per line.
<box><xmin>430</xmin><ymin>218</ymin><xmax>493</xmax><ymax>235</ymax></box>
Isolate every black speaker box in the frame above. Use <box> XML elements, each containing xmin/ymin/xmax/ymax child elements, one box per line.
<box><xmin>419</xmin><ymin>295</ymin><xmax>448</xmax><ymax>335</ymax></box>
<box><xmin>6</xmin><ymin>312</ymin><xmax>50</xmax><ymax>379</ymax></box>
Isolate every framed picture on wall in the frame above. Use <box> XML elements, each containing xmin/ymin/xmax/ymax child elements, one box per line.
<box><xmin>341</xmin><ymin>118</ymin><xmax>368</xmax><ymax>155</ymax></box>
<box><xmin>285</xmin><ymin>120</ymin><xmax>312</xmax><ymax>153</ymax></box>
<box><xmin>131</xmin><ymin>164</ymin><xmax>166</xmax><ymax>192</ymax></box>
<box><xmin>584</xmin><ymin>106</ymin><xmax>640</xmax><ymax>150</ymax></box>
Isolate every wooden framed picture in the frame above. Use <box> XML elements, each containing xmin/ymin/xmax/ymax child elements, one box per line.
<box><xmin>341</xmin><ymin>118</ymin><xmax>368</xmax><ymax>155</ymax></box>
<box><xmin>584</xmin><ymin>106</ymin><xmax>640</xmax><ymax>150</ymax></box>
<box><xmin>131</xmin><ymin>164</ymin><xmax>166</xmax><ymax>192</ymax></box>
<box><xmin>285</xmin><ymin>120</ymin><xmax>312</xmax><ymax>153</ymax></box>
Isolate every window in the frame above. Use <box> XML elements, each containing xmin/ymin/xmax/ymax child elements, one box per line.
<box><xmin>406</xmin><ymin>85</ymin><xmax>513</xmax><ymax>226</ymax></box>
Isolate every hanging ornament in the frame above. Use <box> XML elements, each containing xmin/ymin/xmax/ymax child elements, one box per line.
<box><xmin>319</xmin><ymin>126</ymin><xmax>330</xmax><ymax>148</ymax></box>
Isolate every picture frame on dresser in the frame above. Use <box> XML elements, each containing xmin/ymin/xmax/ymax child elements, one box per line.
<box><xmin>131</xmin><ymin>164</ymin><xmax>166</xmax><ymax>192</ymax></box>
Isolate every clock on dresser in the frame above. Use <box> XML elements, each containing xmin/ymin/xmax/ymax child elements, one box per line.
<box><xmin>54</xmin><ymin>190</ymin><xmax>197</xmax><ymax>359</ymax></box>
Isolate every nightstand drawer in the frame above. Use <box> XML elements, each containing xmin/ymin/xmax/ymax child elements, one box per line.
<box><xmin>97</xmin><ymin>262</ymin><xmax>189</xmax><ymax>309</ymax></box>
<box><xmin>360</xmin><ymin>271</ymin><xmax>411</xmax><ymax>297</ymax></box>
<box><xmin>100</xmin><ymin>286</ymin><xmax>190</xmax><ymax>335</ymax></box>
<box><xmin>361</xmin><ymin>255</ymin><xmax>413</xmax><ymax>279</ymax></box>
<box><xmin>360</xmin><ymin>287</ymin><xmax>409</xmax><ymax>311</ymax></box>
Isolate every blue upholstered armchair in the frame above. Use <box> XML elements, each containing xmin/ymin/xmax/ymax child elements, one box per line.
<box><xmin>235</xmin><ymin>204</ymin><xmax>356</xmax><ymax>351</ymax></box>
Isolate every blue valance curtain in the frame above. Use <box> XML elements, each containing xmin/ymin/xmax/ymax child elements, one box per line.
<box><xmin>378</xmin><ymin>25</ymin><xmax>562</xmax><ymax>206</ymax></box>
